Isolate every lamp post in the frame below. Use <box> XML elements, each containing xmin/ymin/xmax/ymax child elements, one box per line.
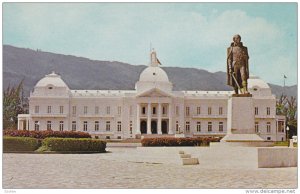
<box><xmin>286</xmin><ymin>126</ymin><xmax>290</xmax><ymax>146</ymax></box>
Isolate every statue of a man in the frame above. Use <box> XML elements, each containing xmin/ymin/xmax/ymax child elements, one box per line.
<box><xmin>227</xmin><ymin>34</ymin><xmax>249</xmax><ymax>94</ymax></box>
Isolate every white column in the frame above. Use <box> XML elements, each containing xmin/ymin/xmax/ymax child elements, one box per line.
<box><xmin>158</xmin><ymin>103</ymin><xmax>162</xmax><ymax>134</ymax></box>
<box><xmin>26</xmin><ymin>119</ymin><xmax>29</xmax><ymax>130</ymax></box>
<box><xmin>136</xmin><ymin>104</ymin><xmax>141</xmax><ymax>134</ymax></box>
<box><xmin>147</xmin><ymin>103</ymin><xmax>151</xmax><ymax>134</ymax></box>
<box><xmin>168</xmin><ymin>104</ymin><xmax>173</xmax><ymax>134</ymax></box>
<box><xmin>17</xmin><ymin>118</ymin><xmax>20</xmax><ymax>130</ymax></box>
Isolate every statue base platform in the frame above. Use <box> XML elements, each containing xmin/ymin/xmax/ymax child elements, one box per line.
<box><xmin>221</xmin><ymin>93</ymin><xmax>274</xmax><ymax>147</ymax></box>
<box><xmin>221</xmin><ymin>134</ymin><xmax>264</xmax><ymax>142</ymax></box>
<box><xmin>218</xmin><ymin>134</ymin><xmax>273</xmax><ymax>147</ymax></box>
<box><xmin>232</xmin><ymin>93</ymin><xmax>252</xmax><ymax>97</ymax></box>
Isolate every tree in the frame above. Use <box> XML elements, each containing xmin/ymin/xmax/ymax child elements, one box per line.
<box><xmin>3</xmin><ymin>81</ymin><xmax>28</xmax><ymax>130</ymax></box>
<box><xmin>276</xmin><ymin>93</ymin><xmax>297</xmax><ymax>138</ymax></box>
<box><xmin>276</xmin><ymin>94</ymin><xmax>288</xmax><ymax>115</ymax></box>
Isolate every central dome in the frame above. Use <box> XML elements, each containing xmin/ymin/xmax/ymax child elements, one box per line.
<box><xmin>135</xmin><ymin>49</ymin><xmax>173</xmax><ymax>93</ymax></box>
<box><xmin>139</xmin><ymin>66</ymin><xmax>169</xmax><ymax>82</ymax></box>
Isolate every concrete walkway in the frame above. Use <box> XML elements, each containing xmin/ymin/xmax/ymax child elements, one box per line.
<box><xmin>3</xmin><ymin>145</ymin><xmax>297</xmax><ymax>189</ymax></box>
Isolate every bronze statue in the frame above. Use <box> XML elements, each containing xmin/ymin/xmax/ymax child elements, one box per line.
<box><xmin>227</xmin><ymin>34</ymin><xmax>249</xmax><ymax>94</ymax></box>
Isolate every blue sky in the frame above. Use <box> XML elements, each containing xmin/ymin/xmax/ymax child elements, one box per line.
<box><xmin>3</xmin><ymin>3</ymin><xmax>297</xmax><ymax>86</ymax></box>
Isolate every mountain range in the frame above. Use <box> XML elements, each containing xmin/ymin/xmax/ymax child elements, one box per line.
<box><xmin>3</xmin><ymin>45</ymin><xmax>297</xmax><ymax>99</ymax></box>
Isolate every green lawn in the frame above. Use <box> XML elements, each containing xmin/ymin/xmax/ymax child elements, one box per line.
<box><xmin>274</xmin><ymin>141</ymin><xmax>297</xmax><ymax>147</ymax></box>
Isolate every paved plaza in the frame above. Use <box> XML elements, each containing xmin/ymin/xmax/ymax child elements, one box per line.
<box><xmin>3</xmin><ymin>145</ymin><xmax>297</xmax><ymax>189</ymax></box>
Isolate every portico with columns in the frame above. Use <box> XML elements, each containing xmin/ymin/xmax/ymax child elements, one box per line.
<box><xmin>135</xmin><ymin>89</ymin><xmax>174</xmax><ymax>135</ymax></box>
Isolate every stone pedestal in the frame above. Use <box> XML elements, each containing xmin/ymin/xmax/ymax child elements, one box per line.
<box><xmin>221</xmin><ymin>95</ymin><xmax>265</xmax><ymax>145</ymax></box>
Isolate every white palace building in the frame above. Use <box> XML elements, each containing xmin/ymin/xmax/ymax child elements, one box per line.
<box><xmin>18</xmin><ymin>51</ymin><xmax>286</xmax><ymax>141</ymax></box>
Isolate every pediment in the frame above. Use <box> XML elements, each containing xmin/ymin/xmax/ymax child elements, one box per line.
<box><xmin>136</xmin><ymin>88</ymin><xmax>172</xmax><ymax>97</ymax></box>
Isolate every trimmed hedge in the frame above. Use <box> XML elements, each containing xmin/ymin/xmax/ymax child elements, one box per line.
<box><xmin>4</xmin><ymin>130</ymin><xmax>91</xmax><ymax>139</ymax></box>
<box><xmin>42</xmin><ymin>138</ymin><xmax>106</xmax><ymax>152</ymax></box>
<box><xmin>141</xmin><ymin>137</ymin><xmax>221</xmax><ymax>147</ymax></box>
<box><xmin>3</xmin><ymin>136</ymin><xmax>40</xmax><ymax>152</ymax></box>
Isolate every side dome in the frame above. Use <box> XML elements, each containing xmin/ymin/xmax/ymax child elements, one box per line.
<box><xmin>139</xmin><ymin>66</ymin><xmax>169</xmax><ymax>82</ymax></box>
<box><xmin>248</xmin><ymin>75</ymin><xmax>272</xmax><ymax>96</ymax></box>
<box><xmin>35</xmin><ymin>71</ymin><xmax>69</xmax><ymax>88</ymax></box>
<box><xmin>32</xmin><ymin>71</ymin><xmax>70</xmax><ymax>97</ymax></box>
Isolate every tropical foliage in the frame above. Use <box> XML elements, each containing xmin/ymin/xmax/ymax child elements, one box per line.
<box><xmin>3</xmin><ymin>81</ymin><xmax>28</xmax><ymax>129</ymax></box>
<box><xmin>141</xmin><ymin>137</ymin><xmax>221</xmax><ymax>147</ymax></box>
<box><xmin>276</xmin><ymin>94</ymin><xmax>297</xmax><ymax>137</ymax></box>
<box><xmin>4</xmin><ymin>129</ymin><xmax>91</xmax><ymax>139</ymax></box>
<box><xmin>41</xmin><ymin>138</ymin><xmax>106</xmax><ymax>152</ymax></box>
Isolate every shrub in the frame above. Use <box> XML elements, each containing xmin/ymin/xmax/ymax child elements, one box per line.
<box><xmin>141</xmin><ymin>137</ymin><xmax>221</xmax><ymax>147</ymax></box>
<box><xmin>42</xmin><ymin>138</ymin><xmax>106</xmax><ymax>152</ymax></box>
<box><xmin>3</xmin><ymin>136</ymin><xmax>40</xmax><ymax>152</ymax></box>
<box><xmin>3</xmin><ymin>129</ymin><xmax>91</xmax><ymax>139</ymax></box>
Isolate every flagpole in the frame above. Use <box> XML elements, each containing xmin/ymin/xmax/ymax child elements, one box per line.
<box><xmin>283</xmin><ymin>75</ymin><xmax>286</xmax><ymax>96</ymax></box>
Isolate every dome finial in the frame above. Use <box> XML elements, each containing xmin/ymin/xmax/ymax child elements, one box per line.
<box><xmin>150</xmin><ymin>48</ymin><xmax>161</xmax><ymax>66</ymax></box>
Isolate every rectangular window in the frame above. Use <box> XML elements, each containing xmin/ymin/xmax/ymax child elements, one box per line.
<box><xmin>176</xmin><ymin>121</ymin><xmax>179</xmax><ymax>132</ymax></box>
<box><xmin>267</xmin><ymin>107</ymin><xmax>270</xmax><ymax>115</ymax></box>
<box><xmin>47</xmin><ymin>121</ymin><xmax>52</xmax><ymax>130</ymax></box>
<box><xmin>95</xmin><ymin>106</ymin><xmax>99</xmax><ymax>114</ymax></box>
<box><xmin>95</xmin><ymin>121</ymin><xmax>99</xmax><ymax>131</ymax></box>
<box><xmin>129</xmin><ymin>121</ymin><xmax>133</xmax><ymax>134</ymax></box>
<box><xmin>185</xmin><ymin>121</ymin><xmax>190</xmax><ymax>132</ymax></box>
<box><xmin>255</xmin><ymin>122</ymin><xmax>259</xmax><ymax>133</ymax></box>
<box><xmin>219</xmin><ymin>107</ymin><xmax>223</xmax><ymax>115</ymax></box>
<box><xmin>142</xmin><ymin>106</ymin><xmax>146</xmax><ymax>114</ymax></box>
<box><xmin>84</xmin><ymin>106</ymin><xmax>88</xmax><ymax>114</ymax></box>
<box><xmin>106</xmin><ymin>121</ymin><xmax>111</xmax><ymax>131</ymax></box>
<box><xmin>162</xmin><ymin>106</ymin><xmax>166</xmax><ymax>115</ymax></box>
<box><xmin>130</xmin><ymin>106</ymin><xmax>133</xmax><ymax>116</ymax></box>
<box><xmin>197</xmin><ymin>122</ymin><xmax>201</xmax><ymax>132</ymax></box>
<box><xmin>208</xmin><ymin>122</ymin><xmax>212</xmax><ymax>132</ymax></box>
<box><xmin>197</xmin><ymin>107</ymin><xmax>201</xmax><ymax>115</ymax></box>
<box><xmin>60</xmin><ymin>106</ymin><xmax>64</xmax><ymax>114</ymax></box>
<box><xmin>118</xmin><ymin>106</ymin><xmax>121</xmax><ymax>115</ymax></box>
<box><xmin>255</xmin><ymin>107</ymin><xmax>258</xmax><ymax>115</ymax></box>
<box><xmin>34</xmin><ymin>121</ymin><xmax>39</xmax><ymax>131</ymax></box>
<box><xmin>267</xmin><ymin>122</ymin><xmax>271</xmax><ymax>133</ymax></box>
<box><xmin>83</xmin><ymin>121</ymin><xmax>88</xmax><ymax>131</ymax></box>
<box><xmin>72</xmin><ymin>106</ymin><xmax>76</xmax><ymax>115</ymax></box>
<box><xmin>208</xmin><ymin>107</ymin><xmax>212</xmax><ymax>115</ymax></box>
<box><xmin>59</xmin><ymin>121</ymin><xmax>64</xmax><ymax>131</ymax></box>
<box><xmin>47</xmin><ymin>106</ymin><xmax>51</xmax><ymax>114</ymax></box>
<box><xmin>278</xmin><ymin>121</ymin><xmax>284</xmax><ymax>132</ymax></box>
<box><xmin>106</xmin><ymin>106</ymin><xmax>110</xmax><ymax>115</ymax></box>
<box><xmin>117</xmin><ymin>121</ymin><xmax>122</xmax><ymax>132</ymax></box>
<box><xmin>152</xmin><ymin>107</ymin><xmax>156</xmax><ymax>115</ymax></box>
<box><xmin>176</xmin><ymin>106</ymin><xmax>179</xmax><ymax>116</ymax></box>
<box><xmin>219</xmin><ymin>122</ymin><xmax>223</xmax><ymax>132</ymax></box>
<box><xmin>72</xmin><ymin>121</ymin><xmax>76</xmax><ymax>131</ymax></box>
<box><xmin>34</xmin><ymin>106</ymin><xmax>39</xmax><ymax>114</ymax></box>
<box><xmin>185</xmin><ymin>107</ymin><xmax>190</xmax><ymax>116</ymax></box>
